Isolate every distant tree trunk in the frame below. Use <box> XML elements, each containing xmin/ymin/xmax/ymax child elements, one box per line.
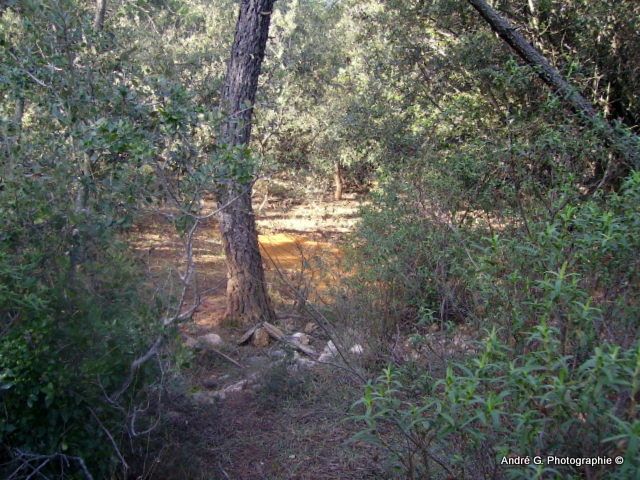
<box><xmin>217</xmin><ymin>0</ymin><xmax>276</xmax><ymax>324</ymax></box>
<box><xmin>526</xmin><ymin>0</ymin><xmax>539</xmax><ymax>29</ymax></box>
<box><xmin>94</xmin><ymin>0</ymin><xmax>107</xmax><ymax>31</ymax></box>
<box><xmin>467</xmin><ymin>0</ymin><xmax>639</xmax><ymax>185</ymax></box>
<box><xmin>333</xmin><ymin>161</ymin><xmax>343</xmax><ymax>201</ymax></box>
<box><xmin>14</xmin><ymin>96</ymin><xmax>24</xmax><ymax>146</ymax></box>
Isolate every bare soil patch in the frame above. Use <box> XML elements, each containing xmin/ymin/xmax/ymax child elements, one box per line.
<box><xmin>129</xmin><ymin>190</ymin><xmax>386</xmax><ymax>479</ymax></box>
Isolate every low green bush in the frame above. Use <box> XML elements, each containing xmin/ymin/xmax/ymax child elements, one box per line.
<box><xmin>350</xmin><ymin>172</ymin><xmax>640</xmax><ymax>478</ymax></box>
<box><xmin>354</xmin><ymin>332</ymin><xmax>640</xmax><ymax>479</ymax></box>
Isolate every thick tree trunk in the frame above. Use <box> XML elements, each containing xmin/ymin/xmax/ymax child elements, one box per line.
<box><xmin>217</xmin><ymin>0</ymin><xmax>276</xmax><ymax>324</ymax></box>
<box><xmin>467</xmin><ymin>0</ymin><xmax>639</xmax><ymax>184</ymax></box>
<box><xmin>94</xmin><ymin>0</ymin><xmax>107</xmax><ymax>31</ymax></box>
<box><xmin>333</xmin><ymin>161</ymin><xmax>343</xmax><ymax>201</ymax></box>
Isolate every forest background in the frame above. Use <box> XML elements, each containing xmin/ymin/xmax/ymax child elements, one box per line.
<box><xmin>1</xmin><ymin>0</ymin><xmax>640</xmax><ymax>478</ymax></box>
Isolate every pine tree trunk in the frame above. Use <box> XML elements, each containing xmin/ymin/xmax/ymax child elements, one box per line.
<box><xmin>217</xmin><ymin>0</ymin><xmax>276</xmax><ymax>324</ymax></box>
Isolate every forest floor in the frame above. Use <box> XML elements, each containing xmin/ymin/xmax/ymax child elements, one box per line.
<box><xmin>129</xmin><ymin>184</ymin><xmax>388</xmax><ymax>479</ymax></box>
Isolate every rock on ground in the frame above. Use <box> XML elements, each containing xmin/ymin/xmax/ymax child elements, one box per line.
<box><xmin>198</xmin><ymin>333</ymin><xmax>225</xmax><ymax>349</ymax></box>
<box><xmin>252</xmin><ymin>327</ymin><xmax>270</xmax><ymax>347</ymax></box>
<box><xmin>318</xmin><ymin>340</ymin><xmax>338</xmax><ymax>362</ymax></box>
<box><xmin>291</xmin><ymin>332</ymin><xmax>311</xmax><ymax>345</ymax></box>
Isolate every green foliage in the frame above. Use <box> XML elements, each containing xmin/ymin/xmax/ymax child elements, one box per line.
<box><xmin>345</xmin><ymin>2</ymin><xmax>640</xmax><ymax>473</ymax></box>
<box><xmin>351</xmin><ymin>165</ymin><xmax>640</xmax><ymax>477</ymax></box>
<box><xmin>353</xmin><ymin>337</ymin><xmax>640</xmax><ymax>478</ymax></box>
<box><xmin>0</xmin><ymin>1</ymin><xmax>207</xmax><ymax>476</ymax></box>
<box><xmin>0</xmin><ymin>167</ymin><xmax>161</xmax><ymax>477</ymax></box>
<box><xmin>2</xmin><ymin>0</ymin><xmax>640</xmax><ymax>477</ymax></box>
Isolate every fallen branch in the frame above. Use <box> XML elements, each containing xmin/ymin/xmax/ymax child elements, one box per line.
<box><xmin>259</xmin><ymin>241</ymin><xmax>366</xmax><ymax>382</ymax></box>
<box><xmin>263</xmin><ymin>321</ymin><xmax>317</xmax><ymax>357</ymax></box>
<box><xmin>238</xmin><ymin>321</ymin><xmax>318</xmax><ymax>357</ymax></box>
<box><xmin>208</xmin><ymin>345</ymin><xmax>245</xmax><ymax>369</ymax></box>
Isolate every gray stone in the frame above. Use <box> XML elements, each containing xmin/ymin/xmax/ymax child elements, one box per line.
<box><xmin>198</xmin><ymin>333</ymin><xmax>224</xmax><ymax>349</ymax></box>
<box><xmin>269</xmin><ymin>349</ymin><xmax>287</xmax><ymax>359</ymax></box>
<box><xmin>291</xmin><ymin>332</ymin><xmax>311</xmax><ymax>345</ymax></box>
<box><xmin>318</xmin><ymin>340</ymin><xmax>338</xmax><ymax>362</ymax></box>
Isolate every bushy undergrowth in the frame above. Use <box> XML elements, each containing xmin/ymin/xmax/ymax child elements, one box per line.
<box><xmin>350</xmin><ymin>170</ymin><xmax>640</xmax><ymax>478</ymax></box>
<box><xmin>1</xmin><ymin>2</ymin><xmax>220</xmax><ymax>475</ymax></box>
<box><xmin>0</xmin><ymin>164</ymin><xmax>162</xmax><ymax>478</ymax></box>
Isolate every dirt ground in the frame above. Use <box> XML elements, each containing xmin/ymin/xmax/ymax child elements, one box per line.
<box><xmin>129</xmin><ymin>190</ymin><xmax>360</xmax><ymax>329</ymax></box>
<box><xmin>129</xmin><ymin>189</ymin><xmax>388</xmax><ymax>480</ymax></box>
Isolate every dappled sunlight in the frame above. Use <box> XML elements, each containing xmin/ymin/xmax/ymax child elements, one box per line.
<box><xmin>259</xmin><ymin>232</ymin><xmax>341</xmax><ymax>270</ymax></box>
<box><xmin>129</xmin><ymin>195</ymin><xmax>361</xmax><ymax>334</ymax></box>
<box><xmin>259</xmin><ymin>232</ymin><xmax>344</xmax><ymax>303</ymax></box>
<box><xmin>255</xmin><ymin>194</ymin><xmax>364</xmax><ymax>237</ymax></box>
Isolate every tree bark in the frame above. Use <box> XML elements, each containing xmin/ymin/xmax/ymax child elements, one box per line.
<box><xmin>526</xmin><ymin>0</ymin><xmax>540</xmax><ymax>32</ymax></box>
<box><xmin>13</xmin><ymin>96</ymin><xmax>24</xmax><ymax>147</ymax></box>
<box><xmin>217</xmin><ymin>0</ymin><xmax>276</xmax><ymax>324</ymax></box>
<box><xmin>333</xmin><ymin>161</ymin><xmax>343</xmax><ymax>201</ymax></box>
<box><xmin>94</xmin><ymin>0</ymin><xmax>107</xmax><ymax>31</ymax></box>
<box><xmin>467</xmin><ymin>0</ymin><xmax>639</xmax><ymax>183</ymax></box>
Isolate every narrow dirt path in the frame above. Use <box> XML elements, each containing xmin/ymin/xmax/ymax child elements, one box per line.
<box><xmin>130</xmin><ymin>191</ymin><xmax>386</xmax><ymax>479</ymax></box>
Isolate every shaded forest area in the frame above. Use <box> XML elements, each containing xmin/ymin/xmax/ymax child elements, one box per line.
<box><xmin>1</xmin><ymin>0</ymin><xmax>640</xmax><ymax>478</ymax></box>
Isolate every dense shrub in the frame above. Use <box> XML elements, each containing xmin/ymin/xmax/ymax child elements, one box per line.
<box><xmin>0</xmin><ymin>163</ymin><xmax>163</xmax><ymax>478</ymax></box>
<box><xmin>351</xmin><ymin>172</ymin><xmax>640</xmax><ymax>478</ymax></box>
<box><xmin>0</xmin><ymin>1</ymin><xmax>253</xmax><ymax>475</ymax></box>
<box><xmin>355</xmin><ymin>333</ymin><xmax>640</xmax><ymax>479</ymax></box>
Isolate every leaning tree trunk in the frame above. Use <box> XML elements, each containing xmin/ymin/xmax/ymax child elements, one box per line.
<box><xmin>467</xmin><ymin>0</ymin><xmax>639</xmax><ymax>185</ymax></box>
<box><xmin>217</xmin><ymin>0</ymin><xmax>276</xmax><ymax>324</ymax></box>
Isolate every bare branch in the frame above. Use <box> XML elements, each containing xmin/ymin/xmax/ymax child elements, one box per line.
<box><xmin>88</xmin><ymin>407</ymin><xmax>129</xmax><ymax>474</ymax></box>
<box><xmin>111</xmin><ymin>215</ymin><xmax>202</xmax><ymax>402</ymax></box>
<box><xmin>9</xmin><ymin>450</ymin><xmax>94</xmax><ymax>480</ymax></box>
<box><xmin>207</xmin><ymin>346</ymin><xmax>245</xmax><ymax>369</ymax></box>
<box><xmin>259</xmin><ymin>242</ymin><xmax>366</xmax><ymax>382</ymax></box>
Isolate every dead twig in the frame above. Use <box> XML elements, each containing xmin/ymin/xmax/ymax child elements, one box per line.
<box><xmin>88</xmin><ymin>407</ymin><xmax>129</xmax><ymax>474</ymax></box>
<box><xmin>259</xmin><ymin>244</ymin><xmax>366</xmax><ymax>382</ymax></box>
<box><xmin>111</xmin><ymin>216</ymin><xmax>201</xmax><ymax>402</ymax></box>
<box><xmin>9</xmin><ymin>450</ymin><xmax>94</xmax><ymax>480</ymax></box>
<box><xmin>208</xmin><ymin>346</ymin><xmax>245</xmax><ymax>369</ymax></box>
